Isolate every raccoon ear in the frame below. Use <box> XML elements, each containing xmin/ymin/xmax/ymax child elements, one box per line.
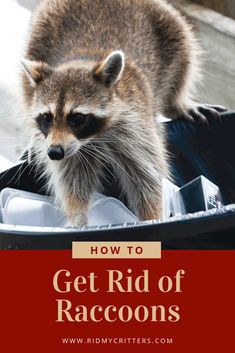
<box><xmin>93</xmin><ymin>50</ymin><xmax>125</xmax><ymax>86</ymax></box>
<box><xmin>21</xmin><ymin>58</ymin><xmax>52</xmax><ymax>86</ymax></box>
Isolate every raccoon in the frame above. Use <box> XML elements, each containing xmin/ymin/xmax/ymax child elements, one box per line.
<box><xmin>20</xmin><ymin>0</ymin><xmax>224</xmax><ymax>226</ymax></box>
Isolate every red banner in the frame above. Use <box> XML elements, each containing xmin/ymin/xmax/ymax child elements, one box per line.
<box><xmin>0</xmin><ymin>250</ymin><xmax>234</xmax><ymax>352</ymax></box>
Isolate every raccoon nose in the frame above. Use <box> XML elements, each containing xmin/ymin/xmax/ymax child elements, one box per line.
<box><xmin>47</xmin><ymin>145</ymin><xmax>65</xmax><ymax>160</ymax></box>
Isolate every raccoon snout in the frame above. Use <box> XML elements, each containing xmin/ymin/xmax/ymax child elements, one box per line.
<box><xmin>47</xmin><ymin>145</ymin><xmax>65</xmax><ymax>160</ymax></box>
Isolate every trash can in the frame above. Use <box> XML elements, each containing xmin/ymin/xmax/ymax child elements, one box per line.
<box><xmin>0</xmin><ymin>111</ymin><xmax>235</xmax><ymax>250</ymax></box>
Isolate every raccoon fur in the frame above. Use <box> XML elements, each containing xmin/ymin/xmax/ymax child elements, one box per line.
<box><xmin>20</xmin><ymin>0</ymin><xmax>224</xmax><ymax>226</ymax></box>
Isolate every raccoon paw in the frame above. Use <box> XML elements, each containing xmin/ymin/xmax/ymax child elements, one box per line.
<box><xmin>67</xmin><ymin>212</ymin><xmax>88</xmax><ymax>228</ymax></box>
<box><xmin>179</xmin><ymin>104</ymin><xmax>227</xmax><ymax>125</ymax></box>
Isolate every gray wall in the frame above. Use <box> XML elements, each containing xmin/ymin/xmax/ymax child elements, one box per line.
<box><xmin>193</xmin><ymin>0</ymin><xmax>235</xmax><ymax>20</ymax></box>
<box><xmin>170</xmin><ymin>0</ymin><xmax>235</xmax><ymax>110</ymax></box>
<box><xmin>16</xmin><ymin>0</ymin><xmax>39</xmax><ymax>11</ymax></box>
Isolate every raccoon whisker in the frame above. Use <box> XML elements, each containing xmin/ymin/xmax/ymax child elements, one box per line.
<box><xmin>86</xmin><ymin>143</ymin><xmax>117</xmax><ymax>154</ymax></box>
<box><xmin>0</xmin><ymin>168</ymin><xmax>15</xmax><ymax>183</ymax></box>
<box><xmin>0</xmin><ymin>168</ymin><xmax>22</xmax><ymax>187</ymax></box>
<box><xmin>0</xmin><ymin>159</ymin><xmax>29</xmax><ymax>187</ymax></box>
<box><xmin>28</xmin><ymin>147</ymin><xmax>49</xmax><ymax>187</ymax></box>
<box><xmin>76</xmin><ymin>151</ymin><xmax>89</xmax><ymax>177</ymax></box>
<box><xmin>77</xmin><ymin>151</ymin><xmax>102</xmax><ymax>211</ymax></box>
<box><xmin>89</xmin><ymin>141</ymin><xmax>114</xmax><ymax>145</ymax></box>
<box><xmin>24</xmin><ymin>151</ymin><xmax>39</xmax><ymax>175</ymax></box>
<box><xmin>83</xmin><ymin>146</ymin><xmax>110</xmax><ymax>166</ymax></box>
<box><xmin>74</xmin><ymin>152</ymin><xmax>89</xmax><ymax>211</ymax></box>
<box><xmin>27</xmin><ymin>161</ymin><xmax>37</xmax><ymax>176</ymax></box>
<box><xmin>78</xmin><ymin>150</ymin><xmax>97</xmax><ymax>180</ymax></box>
<box><xmin>82</xmin><ymin>147</ymin><xmax>116</xmax><ymax>179</ymax></box>
<box><xmin>90</xmin><ymin>142</ymin><xmax>114</xmax><ymax>145</ymax></box>
<box><xmin>90</xmin><ymin>137</ymin><xmax>112</xmax><ymax>141</ymax></box>
<box><xmin>89</xmin><ymin>144</ymin><xmax>137</xmax><ymax>184</ymax></box>
<box><xmin>91</xmin><ymin>146</ymin><xmax>118</xmax><ymax>154</ymax></box>
<box><xmin>15</xmin><ymin>162</ymin><xmax>31</xmax><ymax>185</ymax></box>
<box><xmin>90</xmin><ymin>137</ymin><xmax>114</xmax><ymax>142</ymax></box>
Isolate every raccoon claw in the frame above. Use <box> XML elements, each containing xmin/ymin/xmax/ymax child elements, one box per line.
<box><xmin>188</xmin><ymin>107</ymin><xmax>209</xmax><ymax>125</ymax></box>
<box><xmin>182</xmin><ymin>104</ymin><xmax>227</xmax><ymax>125</ymax></box>
<box><xmin>204</xmin><ymin>104</ymin><xmax>227</xmax><ymax>113</ymax></box>
<box><xmin>179</xmin><ymin>107</ymin><xmax>208</xmax><ymax>125</ymax></box>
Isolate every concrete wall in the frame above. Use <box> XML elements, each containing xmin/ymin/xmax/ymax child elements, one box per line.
<box><xmin>192</xmin><ymin>0</ymin><xmax>235</xmax><ymax>20</ymax></box>
<box><xmin>170</xmin><ymin>0</ymin><xmax>235</xmax><ymax>110</ymax></box>
<box><xmin>16</xmin><ymin>0</ymin><xmax>39</xmax><ymax>11</ymax></box>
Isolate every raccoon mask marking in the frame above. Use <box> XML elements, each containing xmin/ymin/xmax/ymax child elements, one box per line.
<box><xmin>22</xmin><ymin>51</ymin><xmax>125</xmax><ymax>160</ymax></box>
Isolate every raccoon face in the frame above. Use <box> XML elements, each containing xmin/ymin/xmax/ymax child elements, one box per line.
<box><xmin>22</xmin><ymin>51</ymin><xmax>125</xmax><ymax>160</ymax></box>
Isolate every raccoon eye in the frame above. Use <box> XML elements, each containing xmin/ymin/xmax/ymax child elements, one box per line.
<box><xmin>67</xmin><ymin>113</ymin><xmax>86</xmax><ymax>128</ymax></box>
<box><xmin>41</xmin><ymin>113</ymin><xmax>53</xmax><ymax>124</ymax></box>
<box><xmin>36</xmin><ymin>112</ymin><xmax>53</xmax><ymax>137</ymax></box>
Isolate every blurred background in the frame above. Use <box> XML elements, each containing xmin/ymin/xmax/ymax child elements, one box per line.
<box><xmin>0</xmin><ymin>0</ymin><xmax>234</xmax><ymax>169</ymax></box>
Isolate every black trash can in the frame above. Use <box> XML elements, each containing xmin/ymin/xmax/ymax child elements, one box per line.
<box><xmin>0</xmin><ymin>112</ymin><xmax>235</xmax><ymax>250</ymax></box>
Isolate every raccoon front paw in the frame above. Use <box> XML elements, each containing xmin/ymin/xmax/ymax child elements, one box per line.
<box><xmin>63</xmin><ymin>195</ymin><xmax>88</xmax><ymax>227</ymax></box>
<box><xmin>179</xmin><ymin>104</ymin><xmax>227</xmax><ymax>125</ymax></box>
<box><xmin>69</xmin><ymin>213</ymin><xmax>88</xmax><ymax>228</ymax></box>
